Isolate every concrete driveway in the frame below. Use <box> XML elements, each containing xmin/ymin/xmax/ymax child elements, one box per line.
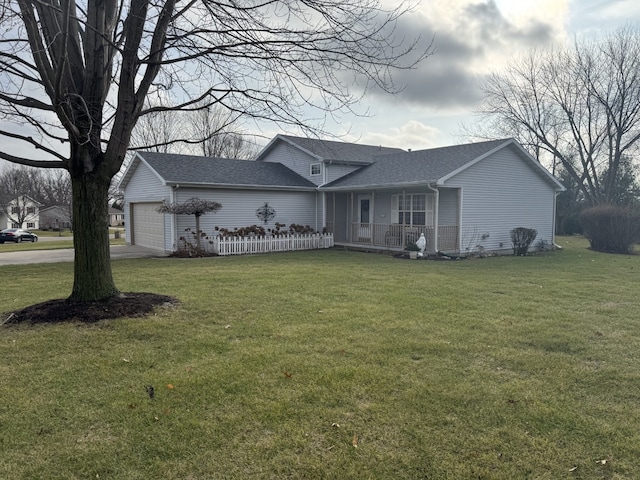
<box><xmin>0</xmin><ymin>244</ymin><xmax>167</xmax><ymax>266</ymax></box>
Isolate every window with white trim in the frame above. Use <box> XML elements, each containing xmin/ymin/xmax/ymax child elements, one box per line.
<box><xmin>391</xmin><ymin>194</ymin><xmax>434</xmax><ymax>226</ymax></box>
<box><xmin>27</xmin><ymin>222</ymin><xmax>35</xmax><ymax>228</ymax></box>
<box><xmin>310</xmin><ymin>163</ymin><xmax>321</xmax><ymax>176</ymax></box>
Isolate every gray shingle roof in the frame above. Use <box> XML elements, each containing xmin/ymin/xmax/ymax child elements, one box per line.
<box><xmin>138</xmin><ymin>152</ymin><xmax>316</xmax><ymax>189</ymax></box>
<box><xmin>321</xmin><ymin>138</ymin><xmax>512</xmax><ymax>189</ymax></box>
<box><xmin>263</xmin><ymin>134</ymin><xmax>404</xmax><ymax>164</ymax></box>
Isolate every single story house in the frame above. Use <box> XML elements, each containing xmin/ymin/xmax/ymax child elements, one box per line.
<box><xmin>40</xmin><ymin>205</ymin><xmax>72</xmax><ymax>230</ymax></box>
<box><xmin>109</xmin><ymin>207</ymin><xmax>125</xmax><ymax>227</ymax></box>
<box><xmin>1</xmin><ymin>195</ymin><xmax>42</xmax><ymax>230</ymax></box>
<box><xmin>119</xmin><ymin>135</ymin><xmax>565</xmax><ymax>254</ymax></box>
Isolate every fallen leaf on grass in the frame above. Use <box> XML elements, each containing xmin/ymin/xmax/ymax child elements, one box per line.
<box><xmin>331</xmin><ymin>423</ymin><xmax>340</xmax><ymax>428</ymax></box>
<box><xmin>569</xmin><ymin>466</ymin><xmax>577</xmax><ymax>472</ymax></box>
<box><xmin>597</xmin><ymin>459</ymin><xmax>607</xmax><ymax>465</ymax></box>
<box><xmin>283</xmin><ymin>371</ymin><xmax>292</xmax><ymax>379</ymax></box>
<box><xmin>166</xmin><ymin>384</ymin><xmax>174</xmax><ymax>389</ymax></box>
<box><xmin>352</xmin><ymin>434</ymin><xmax>358</xmax><ymax>448</ymax></box>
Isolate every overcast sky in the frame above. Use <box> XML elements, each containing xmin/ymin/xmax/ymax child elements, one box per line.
<box><xmin>1</xmin><ymin>0</ymin><xmax>639</xmax><ymax>171</ymax></box>
<box><xmin>304</xmin><ymin>0</ymin><xmax>640</xmax><ymax>150</ymax></box>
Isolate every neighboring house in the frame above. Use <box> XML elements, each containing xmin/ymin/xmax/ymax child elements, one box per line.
<box><xmin>119</xmin><ymin>135</ymin><xmax>565</xmax><ymax>254</ymax></box>
<box><xmin>40</xmin><ymin>205</ymin><xmax>72</xmax><ymax>230</ymax></box>
<box><xmin>0</xmin><ymin>195</ymin><xmax>42</xmax><ymax>230</ymax></box>
<box><xmin>109</xmin><ymin>207</ymin><xmax>125</xmax><ymax>227</ymax></box>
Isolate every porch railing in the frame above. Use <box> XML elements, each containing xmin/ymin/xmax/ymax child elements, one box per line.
<box><xmin>349</xmin><ymin>223</ymin><xmax>459</xmax><ymax>252</ymax></box>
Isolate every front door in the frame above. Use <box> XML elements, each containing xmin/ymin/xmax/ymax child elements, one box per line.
<box><xmin>358</xmin><ymin>195</ymin><xmax>371</xmax><ymax>239</ymax></box>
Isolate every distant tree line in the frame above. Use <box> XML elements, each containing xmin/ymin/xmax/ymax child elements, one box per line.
<box><xmin>0</xmin><ymin>166</ymin><xmax>71</xmax><ymax>208</ymax></box>
<box><xmin>472</xmin><ymin>27</ymin><xmax>640</xmax><ymax>236</ymax></box>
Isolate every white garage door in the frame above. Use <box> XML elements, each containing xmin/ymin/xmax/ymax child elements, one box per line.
<box><xmin>131</xmin><ymin>202</ymin><xmax>165</xmax><ymax>250</ymax></box>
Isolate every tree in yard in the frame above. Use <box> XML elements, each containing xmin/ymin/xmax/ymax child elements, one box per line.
<box><xmin>0</xmin><ymin>0</ymin><xmax>431</xmax><ymax>303</ymax></box>
<box><xmin>189</xmin><ymin>104</ymin><xmax>258</xmax><ymax>160</ymax></box>
<box><xmin>0</xmin><ymin>167</ymin><xmax>31</xmax><ymax>226</ymax></box>
<box><xmin>157</xmin><ymin>198</ymin><xmax>222</xmax><ymax>251</ymax></box>
<box><xmin>0</xmin><ymin>166</ymin><xmax>46</xmax><ymax>228</ymax></box>
<box><xmin>130</xmin><ymin>99</ymin><xmax>257</xmax><ymax>158</ymax></box>
<box><xmin>474</xmin><ymin>27</ymin><xmax>640</xmax><ymax>208</ymax></box>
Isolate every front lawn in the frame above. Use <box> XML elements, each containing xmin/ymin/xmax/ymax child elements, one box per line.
<box><xmin>1</xmin><ymin>236</ymin><xmax>639</xmax><ymax>479</ymax></box>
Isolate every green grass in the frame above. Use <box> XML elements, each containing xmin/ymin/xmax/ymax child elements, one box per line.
<box><xmin>1</xmin><ymin>236</ymin><xmax>640</xmax><ymax>479</ymax></box>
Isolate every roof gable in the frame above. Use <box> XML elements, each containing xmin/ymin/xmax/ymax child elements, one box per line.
<box><xmin>321</xmin><ymin>138</ymin><xmax>565</xmax><ymax>191</ymax></box>
<box><xmin>121</xmin><ymin>151</ymin><xmax>316</xmax><ymax>190</ymax></box>
<box><xmin>256</xmin><ymin>134</ymin><xmax>404</xmax><ymax>164</ymax></box>
<box><xmin>6</xmin><ymin>195</ymin><xmax>44</xmax><ymax>207</ymax></box>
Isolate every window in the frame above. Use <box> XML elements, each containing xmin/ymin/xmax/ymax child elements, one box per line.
<box><xmin>27</xmin><ymin>206</ymin><xmax>35</xmax><ymax>214</ymax></box>
<box><xmin>11</xmin><ymin>223</ymin><xmax>19</xmax><ymax>228</ymax></box>
<box><xmin>310</xmin><ymin>163</ymin><xmax>321</xmax><ymax>176</ymax></box>
<box><xmin>27</xmin><ymin>222</ymin><xmax>35</xmax><ymax>228</ymax></box>
<box><xmin>391</xmin><ymin>194</ymin><xmax>433</xmax><ymax>226</ymax></box>
<box><xmin>11</xmin><ymin>206</ymin><xmax>19</xmax><ymax>214</ymax></box>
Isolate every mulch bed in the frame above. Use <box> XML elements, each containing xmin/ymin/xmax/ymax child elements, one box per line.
<box><xmin>2</xmin><ymin>292</ymin><xmax>179</xmax><ymax>325</ymax></box>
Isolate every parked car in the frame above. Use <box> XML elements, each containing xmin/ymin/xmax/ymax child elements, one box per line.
<box><xmin>0</xmin><ymin>228</ymin><xmax>39</xmax><ymax>243</ymax></box>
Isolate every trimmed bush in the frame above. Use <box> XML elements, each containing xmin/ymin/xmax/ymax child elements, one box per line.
<box><xmin>510</xmin><ymin>227</ymin><xmax>538</xmax><ymax>255</ymax></box>
<box><xmin>579</xmin><ymin>205</ymin><xmax>640</xmax><ymax>254</ymax></box>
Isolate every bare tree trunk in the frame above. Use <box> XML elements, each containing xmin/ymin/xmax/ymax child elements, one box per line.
<box><xmin>69</xmin><ymin>168</ymin><xmax>119</xmax><ymax>302</ymax></box>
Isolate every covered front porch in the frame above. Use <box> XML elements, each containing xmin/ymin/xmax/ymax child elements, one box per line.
<box><xmin>324</xmin><ymin>188</ymin><xmax>461</xmax><ymax>253</ymax></box>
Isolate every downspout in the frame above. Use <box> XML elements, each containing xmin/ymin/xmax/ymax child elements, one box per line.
<box><xmin>171</xmin><ymin>184</ymin><xmax>179</xmax><ymax>252</ymax></box>
<box><xmin>427</xmin><ymin>184</ymin><xmax>439</xmax><ymax>253</ymax></box>
<box><xmin>553</xmin><ymin>190</ymin><xmax>563</xmax><ymax>250</ymax></box>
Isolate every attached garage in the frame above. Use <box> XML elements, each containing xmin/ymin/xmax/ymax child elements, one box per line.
<box><xmin>130</xmin><ymin>202</ymin><xmax>165</xmax><ymax>250</ymax></box>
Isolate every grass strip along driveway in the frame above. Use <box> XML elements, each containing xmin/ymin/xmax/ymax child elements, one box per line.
<box><xmin>1</xmin><ymin>236</ymin><xmax>639</xmax><ymax>479</ymax></box>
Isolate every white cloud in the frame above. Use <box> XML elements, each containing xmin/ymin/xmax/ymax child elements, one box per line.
<box><xmin>344</xmin><ymin>120</ymin><xmax>442</xmax><ymax>150</ymax></box>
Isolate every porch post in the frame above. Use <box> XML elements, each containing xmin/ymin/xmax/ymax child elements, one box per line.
<box><xmin>401</xmin><ymin>188</ymin><xmax>406</xmax><ymax>248</ymax></box>
<box><xmin>370</xmin><ymin>190</ymin><xmax>375</xmax><ymax>245</ymax></box>
<box><xmin>457</xmin><ymin>188</ymin><xmax>463</xmax><ymax>253</ymax></box>
<box><xmin>333</xmin><ymin>192</ymin><xmax>336</xmax><ymax>235</ymax></box>
<box><xmin>431</xmin><ymin>186</ymin><xmax>439</xmax><ymax>253</ymax></box>
<box><xmin>321</xmin><ymin>191</ymin><xmax>326</xmax><ymax>232</ymax></box>
<box><xmin>349</xmin><ymin>192</ymin><xmax>353</xmax><ymax>243</ymax></box>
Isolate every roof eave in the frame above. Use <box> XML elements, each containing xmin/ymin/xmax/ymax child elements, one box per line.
<box><xmin>165</xmin><ymin>181</ymin><xmax>317</xmax><ymax>191</ymax></box>
<box><xmin>321</xmin><ymin>180</ymin><xmax>437</xmax><ymax>191</ymax></box>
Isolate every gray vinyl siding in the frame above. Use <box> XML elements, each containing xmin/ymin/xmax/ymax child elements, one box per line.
<box><xmin>325</xmin><ymin>164</ymin><xmax>361</xmax><ymax>184</ymax></box>
<box><xmin>259</xmin><ymin>142</ymin><xmax>324</xmax><ymax>186</ymax></box>
<box><xmin>122</xmin><ymin>160</ymin><xmax>171</xmax><ymax>247</ymax></box>
<box><xmin>332</xmin><ymin>193</ymin><xmax>349</xmax><ymax>243</ymax></box>
<box><xmin>172</xmin><ymin>188</ymin><xmax>320</xmax><ymax>241</ymax></box>
<box><xmin>443</xmin><ymin>147</ymin><xmax>556</xmax><ymax>253</ymax></box>
<box><xmin>438</xmin><ymin>188</ymin><xmax>459</xmax><ymax>225</ymax></box>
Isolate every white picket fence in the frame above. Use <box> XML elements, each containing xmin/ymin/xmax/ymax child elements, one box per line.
<box><xmin>213</xmin><ymin>233</ymin><xmax>334</xmax><ymax>256</ymax></box>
